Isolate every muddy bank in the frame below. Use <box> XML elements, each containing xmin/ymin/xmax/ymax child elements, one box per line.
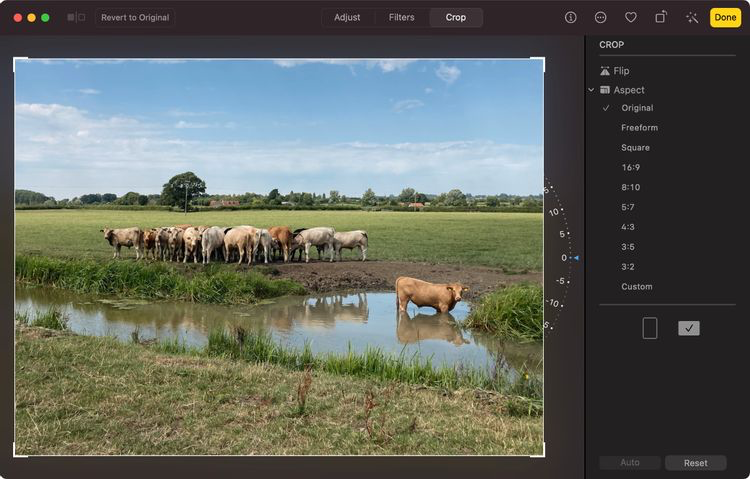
<box><xmin>261</xmin><ymin>260</ymin><xmax>542</xmax><ymax>297</ymax></box>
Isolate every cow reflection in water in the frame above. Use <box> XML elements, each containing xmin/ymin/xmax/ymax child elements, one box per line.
<box><xmin>261</xmin><ymin>293</ymin><xmax>369</xmax><ymax>331</ymax></box>
<box><xmin>397</xmin><ymin>310</ymin><xmax>469</xmax><ymax>346</ymax></box>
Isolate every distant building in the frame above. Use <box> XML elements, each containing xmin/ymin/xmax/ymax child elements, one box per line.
<box><xmin>408</xmin><ymin>202</ymin><xmax>425</xmax><ymax>209</ymax></box>
<box><xmin>209</xmin><ymin>200</ymin><xmax>240</xmax><ymax>208</ymax></box>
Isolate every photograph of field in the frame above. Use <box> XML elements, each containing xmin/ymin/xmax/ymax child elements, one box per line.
<box><xmin>14</xmin><ymin>59</ymin><xmax>544</xmax><ymax>455</ymax></box>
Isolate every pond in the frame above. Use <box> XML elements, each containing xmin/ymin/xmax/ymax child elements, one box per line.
<box><xmin>15</xmin><ymin>285</ymin><xmax>542</xmax><ymax>380</ymax></box>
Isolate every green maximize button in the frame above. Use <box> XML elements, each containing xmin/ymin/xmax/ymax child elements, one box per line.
<box><xmin>41</xmin><ymin>13</ymin><xmax>50</xmax><ymax>22</ymax></box>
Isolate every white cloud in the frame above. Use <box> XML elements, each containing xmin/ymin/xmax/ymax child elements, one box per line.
<box><xmin>392</xmin><ymin>99</ymin><xmax>424</xmax><ymax>113</ymax></box>
<box><xmin>424</xmin><ymin>87</ymin><xmax>433</xmax><ymax>94</ymax></box>
<box><xmin>174</xmin><ymin>120</ymin><xmax>236</xmax><ymax>129</ymax></box>
<box><xmin>436</xmin><ymin>63</ymin><xmax>461</xmax><ymax>84</ymax></box>
<box><xmin>272</xmin><ymin>59</ymin><xmax>416</xmax><ymax>73</ymax></box>
<box><xmin>14</xmin><ymin>102</ymin><xmax>542</xmax><ymax>198</ymax></box>
<box><xmin>175</xmin><ymin>120</ymin><xmax>211</xmax><ymax>129</ymax></box>
<box><xmin>77</xmin><ymin>88</ymin><xmax>100</xmax><ymax>95</ymax></box>
<box><xmin>166</xmin><ymin>109</ymin><xmax>221</xmax><ymax>117</ymax></box>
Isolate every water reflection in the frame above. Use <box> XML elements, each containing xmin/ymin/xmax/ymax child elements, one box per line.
<box><xmin>397</xmin><ymin>310</ymin><xmax>469</xmax><ymax>346</ymax></box>
<box><xmin>15</xmin><ymin>285</ymin><xmax>542</xmax><ymax>377</ymax></box>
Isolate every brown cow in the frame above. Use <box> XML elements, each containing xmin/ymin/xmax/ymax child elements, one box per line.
<box><xmin>143</xmin><ymin>228</ymin><xmax>158</xmax><ymax>260</ymax></box>
<box><xmin>395</xmin><ymin>276</ymin><xmax>468</xmax><ymax>313</ymax></box>
<box><xmin>174</xmin><ymin>224</ymin><xmax>192</xmax><ymax>229</ymax></box>
<box><xmin>100</xmin><ymin>227</ymin><xmax>144</xmax><ymax>260</ymax></box>
<box><xmin>268</xmin><ymin>226</ymin><xmax>293</xmax><ymax>262</ymax></box>
<box><xmin>168</xmin><ymin>227</ymin><xmax>185</xmax><ymax>262</ymax></box>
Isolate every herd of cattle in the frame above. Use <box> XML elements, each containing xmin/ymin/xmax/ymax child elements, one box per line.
<box><xmin>100</xmin><ymin>225</ymin><xmax>470</xmax><ymax>314</ymax></box>
<box><xmin>100</xmin><ymin>225</ymin><xmax>368</xmax><ymax>265</ymax></box>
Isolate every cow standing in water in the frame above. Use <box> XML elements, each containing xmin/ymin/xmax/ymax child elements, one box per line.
<box><xmin>101</xmin><ymin>227</ymin><xmax>144</xmax><ymax>260</ymax></box>
<box><xmin>395</xmin><ymin>276</ymin><xmax>468</xmax><ymax>313</ymax></box>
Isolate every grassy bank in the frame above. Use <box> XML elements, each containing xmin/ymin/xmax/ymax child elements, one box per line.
<box><xmin>15</xmin><ymin>324</ymin><xmax>543</xmax><ymax>455</ymax></box>
<box><xmin>464</xmin><ymin>283</ymin><xmax>544</xmax><ymax>342</ymax></box>
<box><xmin>15</xmin><ymin>209</ymin><xmax>542</xmax><ymax>270</ymax></box>
<box><xmin>15</xmin><ymin>254</ymin><xmax>305</xmax><ymax>304</ymax></box>
<box><xmin>14</xmin><ymin>306</ymin><xmax>69</xmax><ymax>330</ymax></box>
<box><xmin>161</xmin><ymin>328</ymin><xmax>543</xmax><ymax>416</ymax></box>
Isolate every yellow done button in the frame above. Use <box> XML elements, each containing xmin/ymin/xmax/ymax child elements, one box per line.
<box><xmin>710</xmin><ymin>8</ymin><xmax>741</xmax><ymax>28</ymax></box>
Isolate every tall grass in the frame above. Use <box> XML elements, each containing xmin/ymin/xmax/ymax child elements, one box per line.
<box><xmin>464</xmin><ymin>283</ymin><xmax>543</xmax><ymax>341</ymax></box>
<box><xmin>15</xmin><ymin>307</ymin><xmax>68</xmax><ymax>330</ymax></box>
<box><xmin>15</xmin><ymin>254</ymin><xmax>305</xmax><ymax>304</ymax></box>
<box><xmin>194</xmin><ymin>328</ymin><xmax>543</xmax><ymax>415</ymax></box>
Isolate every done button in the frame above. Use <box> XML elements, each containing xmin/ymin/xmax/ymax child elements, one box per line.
<box><xmin>710</xmin><ymin>8</ymin><xmax>741</xmax><ymax>28</ymax></box>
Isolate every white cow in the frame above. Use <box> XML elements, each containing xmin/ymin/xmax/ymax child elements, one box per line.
<box><xmin>101</xmin><ymin>227</ymin><xmax>144</xmax><ymax>260</ymax></box>
<box><xmin>223</xmin><ymin>226</ymin><xmax>258</xmax><ymax>265</ymax></box>
<box><xmin>182</xmin><ymin>227</ymin><xmax>203</xmax><ymax>264</ymax></box>
<box><xmin>253</xmin><ymin>228</ymin><xmax>273</xmax><ymax>264</ymax></box>
<box><xmin>296</xmin><ymin>227</ymin><xmax>336</xmax><ymax>263</ymax></box>
<box><xmin>333</xmin><ymin>230</ymin><xmax>368</xmax><ymax>261</ymax></box>
<box><xmin>201</xmin><ymin>226</ymin><xmax>225</xmax><ymax>264</ymax></box>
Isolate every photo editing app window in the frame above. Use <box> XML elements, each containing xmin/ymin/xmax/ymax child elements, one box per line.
<box><xmin>1</xmin><ymin>2</ymin><xmax>747</xmax><ymax>479</ymax></box>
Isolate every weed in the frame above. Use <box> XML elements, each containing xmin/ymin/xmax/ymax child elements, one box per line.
<box><xmin>464</xmin><ymin>283</ymin><xmax>543</xmax><ymax>341</ymax></box>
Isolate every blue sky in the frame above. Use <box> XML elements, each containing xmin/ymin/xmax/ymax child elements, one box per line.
<box><xmin>15</xmin><ymin>59</ymin><xmax>543</xmax><ymax>199</ymax></box>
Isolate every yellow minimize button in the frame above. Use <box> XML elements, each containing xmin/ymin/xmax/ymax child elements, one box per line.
<box><xmin>710</xmin><ymin>8</ymin><xmax>741</xmax><ymax>28</ymax></box>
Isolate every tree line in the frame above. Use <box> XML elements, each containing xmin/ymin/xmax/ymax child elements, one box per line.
<box><xmin>15</xmin><ymin>171</ymin><xmax>542</xmax><ymax>210</ymax></box>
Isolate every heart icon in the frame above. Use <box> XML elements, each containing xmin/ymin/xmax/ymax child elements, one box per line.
<box><xmin>625</xmin><ymin>11</ymin><xmax>637</xmax><ymax>23</ymax></box>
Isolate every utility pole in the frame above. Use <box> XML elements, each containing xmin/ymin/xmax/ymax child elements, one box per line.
<box><xmin>184</xmin><ymin>181</ymin><xmax>189</xmax><ymax>216</ymax></box>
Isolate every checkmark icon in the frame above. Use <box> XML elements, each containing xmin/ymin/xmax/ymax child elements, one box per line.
<box><xmin>602</xmin><ymin>104</ymin><xmax>610</xmax><ymax>111</ymax></box>
<box><xmin>678</xmin><ymin>321</ymin><xmax>700</xmax><ymax>336</ymax></box>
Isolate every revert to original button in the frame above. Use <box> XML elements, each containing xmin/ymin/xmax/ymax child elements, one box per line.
<box><xmin>665</xmin><ymin>455</ymin><xmax>727</xmax><ymax>471</ymax></box>
<box><xmin>710</xmin><ymin>8</ymin><xmax>741</xmax><ymax>28</ymax></box>
<box><xmin>429</xmin><ymin>8</ymin><xmax>483</xmax><ymax>28</ymax></box>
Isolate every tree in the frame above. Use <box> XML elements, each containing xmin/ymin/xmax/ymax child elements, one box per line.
<box><xmin>444</xmin><ymin>189</ymin><xmax>467</xmax><ymax>207</ymax></box>
<box><xmin>14</xmin><ymin>189</ymin><xmax>52</xmax><ymax>205</ymax></box>
<box><xmin>102</xmin><ymin>193</ymin><xmax>117</xmax><ymax>203</ymax></box>
<box><xmin>43</xmin><ymin>198</ymin><xmax>57</xmax><ymax>207</ymax></box>
<box><xmin>329</xmin><ymin>190</ymin><xmax>341</xmax><ymax>204</ymax></box>
<box><xmin>486</xmin><ymin>195</ymin><xmax>499</xmax><ymax>207</ymax></box>
<box><xmin>398</xmin><ymin>187</ymin><xmax>416</xmax><ymax>203</ymax></box>
<box><xmin>415</xmin><ymin>193</ymin><xmax>428</xmax><ymax>203</ymax></box>
<box><xmin>80</xmin><ymin>193</ymin><xmax>102</xmax><ymax>204</ymax></box>
<box><xmin>138</xmin><ymin>195</ymin><xmax>149</xmax><ymax>206</ymax></box>
<box><xmin>268</xmin><ymin>188</ymin><xmax>280</xmax><ymax>201</ymax></box>
<box><xmin>118</xmin><ymin>191</ymin><xmax>141</xmax><ymax>205</ymax></box>
<box><xmin>361</xmin><ymin>188</ymin><xmax>377</xmax><ymax>206</ymax></box>
<box><xmin>160</xmin><ymin>172</ymin><xmax>206</xmax><ymax>210</ymax></box>
<box><xmin>301</xmin><ymin>192</ymin><xmax>314</xmax><ymax>206</ymax></box>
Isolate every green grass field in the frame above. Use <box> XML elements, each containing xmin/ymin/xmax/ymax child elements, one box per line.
<box><xmin>15</xmin><ymin>209</ymin><xmax>542</xmax><ymax>271</ymax></box>
<box><xmin>15</xmin><ymin>324</ymin><xmax>543</xmax><ymax>455</ymax></box>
